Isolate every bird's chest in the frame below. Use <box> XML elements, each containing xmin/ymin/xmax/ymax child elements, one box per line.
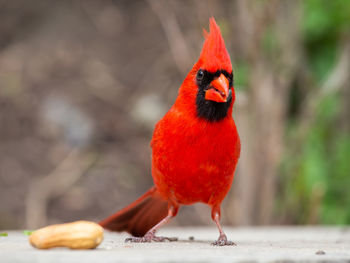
<box><xmin>152</xmin><ymin>115</ymin><xmax>239</xmax><ymax>204</ymax></box>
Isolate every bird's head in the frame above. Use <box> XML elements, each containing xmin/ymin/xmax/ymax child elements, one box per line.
<box><xmin>178</xmin><ymin>18</ymin><xmax>234</xmax><ymax>122</ymax></box>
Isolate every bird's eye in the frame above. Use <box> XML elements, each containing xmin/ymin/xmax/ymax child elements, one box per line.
<box><xmin>196</xmin><ymin>70</ymin><xmax>204</xmax><ymax>81</ymax></box>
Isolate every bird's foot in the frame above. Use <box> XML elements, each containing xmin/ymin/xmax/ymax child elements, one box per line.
<box><xmin>212</xmin><ymin>234</ymin><xmax>236</xmax><ymax>246</ymax></box>
<box><xmin>125</xmin><ymin>236</ymin><xmax>151</xmax><ymax>243</ymax></box>
<box><xmin>125</xmin><ymin>231</ymin><xmax>178</xmax><ymax>243</ymax></box>
<box><xmin>152</xmin><ymin>236</ymin><xmax>178</xmax><ymax>242</ymax></box>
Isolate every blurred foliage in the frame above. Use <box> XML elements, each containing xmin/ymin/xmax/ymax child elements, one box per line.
<box><xmin>279</xmin><ymin>0</ymin><xmax>350</xmax><ymax>224</ymax></box>
<box><xmin>234</xmin><ymin>60</ymin><xmax>250</xmax><ymax>91</ymax></box>
<box><xmin>261</xmin><ymin>25</ymin><xmax>279</xmax><ymax>60</ymax></box>
<box><xmin>303</xmin><ymin>0</ymin><xmax>350</xmax><ymax>82</ymax></box>
<box><xmin>23</xmin><ymin>230</ymin><xmax>33</xmax><ymax>236</ymax></box>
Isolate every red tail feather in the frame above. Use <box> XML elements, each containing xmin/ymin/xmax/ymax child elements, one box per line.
<box><xmin>99</xmin><ymin>187</ymin><xmax>168</xmax><ymax>237</ymax></box>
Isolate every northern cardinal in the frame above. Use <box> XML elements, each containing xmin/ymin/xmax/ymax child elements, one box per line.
<box><xmin>99</xmin><ymin>18</ymin><xmax>240</xmax><ymax>246</ymax></box>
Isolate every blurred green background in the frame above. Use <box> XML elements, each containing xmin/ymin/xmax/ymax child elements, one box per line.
<box><xmin>0</xmin><ymin>0</ymin><xmax>349</xmax><ymax>230</ymax></box>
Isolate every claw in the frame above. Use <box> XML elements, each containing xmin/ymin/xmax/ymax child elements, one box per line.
<box><xmin>125</xmin><ymin>236</ymin><xmax>151</xmax><ymax>243</ymax></box>
<box><xmin>211</xmin><ymin>234</ymin><xmax>236</xmax><ymax>246</ymax></box>
<box><xmin>125</xmin><ymin>235</ymin><xmax>178</xmax><ymax>243</ymax></box>
<box><xmin>152</xmin><ymin>236</ymin><xmax>178</xmax><ymax>242</ymax></box>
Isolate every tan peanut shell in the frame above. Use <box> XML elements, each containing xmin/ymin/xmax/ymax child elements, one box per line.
<box><xmin>29</xmin><ymin>220</ymin><xmax>104</xmax><ymax>249</ymax></box>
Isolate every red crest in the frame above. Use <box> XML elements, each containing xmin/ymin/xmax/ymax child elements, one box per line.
<box><xmin>198</xmin><ymin>18</ymin><xmax>232</xmax><ymax>73</ymax></box>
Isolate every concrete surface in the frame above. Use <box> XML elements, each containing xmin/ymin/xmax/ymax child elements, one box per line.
<box><xmin>1</xmin><ymin>227</ymin><xmax>350</xmax><ymax>262</ymax></box>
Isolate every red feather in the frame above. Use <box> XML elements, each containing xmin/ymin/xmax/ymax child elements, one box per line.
<box><xmin>199</xmin><ymin>18</ymin><xmax>232</xmax><ymax>73</ymax></box>
<box><xmin>99</xmin><ymin>187</ymin><xmax>168</xmax><ymax>237</ymax></box>
<box><xmin>99</xmin><ymin>18</ymin><xmax>240</xmax><ymax>240</ymax></box>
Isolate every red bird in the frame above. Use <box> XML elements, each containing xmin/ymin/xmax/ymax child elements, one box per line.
<box><xmin>99</xmin><ymin>18</ymin><xmax>240</xmax><ymax>246</ymax></box>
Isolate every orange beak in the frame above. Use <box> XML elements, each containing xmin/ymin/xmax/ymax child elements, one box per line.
<box><xmin>205</xmin><ymin>74</ymin><xmax>229</xmax><ymax>103</ymax></box>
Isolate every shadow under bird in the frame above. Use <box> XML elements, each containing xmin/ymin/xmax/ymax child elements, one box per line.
<box><xmin>99</xmin><ymin>18</ymin><xmax>241</xmax><ymax>246</ymax></box>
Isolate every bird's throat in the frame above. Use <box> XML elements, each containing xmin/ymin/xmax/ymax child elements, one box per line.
<box><xmin>196</xmin><ymin>90</ymin><xmax>232</xmax><ymax>122</ymax></box>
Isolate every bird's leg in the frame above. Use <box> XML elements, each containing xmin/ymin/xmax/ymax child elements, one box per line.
<box><xmin>211</xmin><ymin>207</ymin><xmax>236</xmax><ymax>246</ymax></box>
<box><xmin>125</xmin><ymin>206</ymin><xmax>178</xmax><ymax>243</ymax></box>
